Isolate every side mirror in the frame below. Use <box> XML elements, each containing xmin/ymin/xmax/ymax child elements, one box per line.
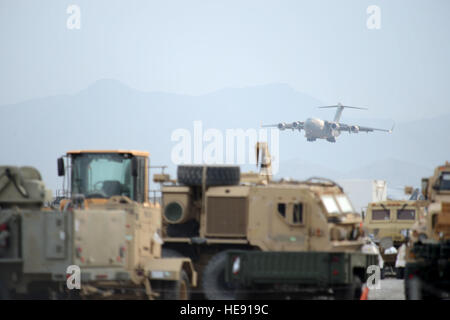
<box><xmin>57</xmin><ymin>157</ymin><xmax>65</xmax><ymax>177</ymax></box>
<box><xmin>421</xmin><ymin>178</ymin><xmax>429</xmax><ymax>199</ymax></box>
<box><xmin>131</xmin><ymin>157</ymin><xmax>138</xmax><ymax>177</ymax></box>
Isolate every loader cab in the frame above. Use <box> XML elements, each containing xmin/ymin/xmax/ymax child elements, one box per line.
<box><xmin>58</xmin><ymin>150</ymin><xmax>149</xmax><ymax>203</ymax></box>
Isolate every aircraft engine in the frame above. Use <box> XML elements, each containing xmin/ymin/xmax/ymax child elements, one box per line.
<box><xmin>330</xmin><ymin>122</ymin><xmax>340</xmax><ymax>130</ymax></box>
<box><xmin>350</xmin><ymin>125</ymin><xmax>360</xmax><ymax>133</ymax></box>
<box><xmin>278</xmin><ymin>122</ymin><xmax>287</xmax><ymax>130</ymax></box>
<box><xmin>292</xmin><ymin>121</ymin><xmax>302</xmax><ymax>130</ymax></box>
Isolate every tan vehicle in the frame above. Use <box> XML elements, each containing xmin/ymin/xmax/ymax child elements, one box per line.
<box><xmin>364</xmin><ymin>200</ymin><xmax>424</xmax><ymax>278</ymax></box>
<box><xmin>414</xmin><ymin>161</ymin><xmax>450</xmax><ymax>241</ymax></box>
<box><xmin>0</xmin><ymin>150</ymin><xmax>196</xmax><ymax>300</ymax></box>
<box><xmin>404</xmin><ymin>162</ymin><xmax>450</xmax><ymax>299</ymax></box>
<box><xmin>365</xmin><ymin>200</ymin><xmax>423</xmax><ymax>244</ymax></box>
<box><xmin>160</xmin><ymin>143</ymin><xmax>376</xmax><ymax>299</ymax></box>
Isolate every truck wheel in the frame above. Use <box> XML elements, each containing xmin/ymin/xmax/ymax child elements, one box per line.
<box><xmin>352</xmin><ymin>277</ymin><xmax>362</xmax><ymax>299</ymax></box>
<box><xmin>334</xmin><ymin>277</ymin><xmax>362</xmax><ymax>300</ymax></box>
<box><xmin>404</xmin><ymin>278</ymin><xmax>411</xmax><ymax>300</ymax></box>
<box><xmin>177</xmin><ymin>166</ymin><xmax>240</xmax><ymax>187</ymax></box>
<box><xmin>396</xmin><ymin>267</ymin><xmax>405</xmax><ymax>279</ymax></box>
<box><xmin>0</xmin><ymin>280</ymin><xmax>10</xmax><ymax>300</ymax></box>
<box><xmin>160</xmin><ymin>269</ymin><xmax>190</xmax><ymax>300</ymax></box>
<box><xmin>202</xmin><ymin>251</ymin><xmax>244</xmax><ymax>300</ymax></box>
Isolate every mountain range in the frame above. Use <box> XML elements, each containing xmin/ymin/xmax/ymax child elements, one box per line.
<box><xmin>1</xmin><ymin>79</ymin><xmax>448</xmax><ymax>195</ymax></box>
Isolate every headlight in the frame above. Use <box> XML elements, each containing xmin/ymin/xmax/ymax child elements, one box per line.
<box><xmin>232</xmin><ymin>256</ymin><xmax>241</xmax><ymax>275</ymax></box>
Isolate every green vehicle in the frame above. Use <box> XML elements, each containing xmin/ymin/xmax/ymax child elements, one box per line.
<box><xmin>225</xmin><ymin>250</ymin><xmax>378</xmax><ymax>300</ymax></box>
<box><xmin>404</xmin><ymin>240</ymin><xmax>450</xmax><ymax>299</ymax></box>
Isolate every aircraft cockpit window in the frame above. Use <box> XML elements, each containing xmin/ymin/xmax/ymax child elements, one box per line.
<box><xmin>321</xmin><ymin>195</ymin><xmax>340</xmax><ymax>214</ymax></box>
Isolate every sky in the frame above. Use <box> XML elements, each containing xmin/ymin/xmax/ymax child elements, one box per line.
<box><xmin>1</xmin><ymin>0</ymin><xmax>450</xmax><ymax>122</ymax></box>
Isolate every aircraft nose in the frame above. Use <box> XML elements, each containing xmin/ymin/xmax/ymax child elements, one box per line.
<box><xmin>304</xmin><ymin>119</ymin><xmax>314</xmax><ymax>129</ymax></box>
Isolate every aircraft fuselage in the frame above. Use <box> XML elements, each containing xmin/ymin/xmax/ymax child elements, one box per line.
<box><xmin>304</xmin><ymin>118</ymin><xmax>340</xmax><ymax>141</ymax></box>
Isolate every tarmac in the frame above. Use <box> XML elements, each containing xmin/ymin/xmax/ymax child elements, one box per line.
<box><xmin>368</xmin><ymin>279</ymin><xmax>405</xmax><ymax>300</ymax></box>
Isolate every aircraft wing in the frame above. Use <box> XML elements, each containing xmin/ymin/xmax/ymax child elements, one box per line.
<box><xmin>338</xmin><ymin>123</ymin><xmax>394</xmax><ymax>133</ymax></box>
<box><xmin>261</xmin><ymin>121</ymin><xmax>304</xmax><ymax>130</ymax></box>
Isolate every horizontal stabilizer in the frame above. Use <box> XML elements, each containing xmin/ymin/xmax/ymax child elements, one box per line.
<box><xmin>318</xmin><ymin>105</ymin><xmax>368</xmax><ymax>110</ymax></box>
<box><xmin>318</xmin><ymin>103</ymin><xmax>367</xmax><ymax>122</ymax></box>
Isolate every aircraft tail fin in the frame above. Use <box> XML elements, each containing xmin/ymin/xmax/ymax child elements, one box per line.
<box><xmin>318</xmin><ymin>103</ymin><xmax>367</xmax><ymax>122</ymax></box>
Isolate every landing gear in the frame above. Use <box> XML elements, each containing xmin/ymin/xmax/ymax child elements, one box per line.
<box><xmin>306</xmin><ymin>138</ymin><xmax>316</xmax><ymax>142</ymax></box>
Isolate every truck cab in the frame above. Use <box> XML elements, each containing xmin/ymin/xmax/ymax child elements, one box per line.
<box><xmin>364</xmin><ymin>201</ymin><xmax>424</xmax><ymax>246</ymax></box>
<box><xmin>58</xmin><ymin>150</ymin><xmax>151</xmax><ymax>208</ymax></box>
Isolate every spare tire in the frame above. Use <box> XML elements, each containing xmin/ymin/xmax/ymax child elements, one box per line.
<box><xmin>177</xmin><ymin>166</ymin><xmax>240</xmax><ymax>187</ymax></box>
<box><xmin>202</xmin><ymin>251</ymin><xmax>245</xmax><ymax>300</ymax></box>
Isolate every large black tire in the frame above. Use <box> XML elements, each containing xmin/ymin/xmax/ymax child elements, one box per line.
<box><xmin>404</xmin><ymin>278</ymin><xmax>411</xmax><ymax>300</ymax></box>
<box><xmin>334</xmin><ymin>277</ymin><xmax>362</xmax><ymax>300</ymax></box>
<box><xmin>202</xmin><ymin>251</ymin><xmax>245</xmax><ymax>300</ymax></box>
<box><xmin>396</xmin><ymin>267</ymin><xmax>405</xmax><ymax>279</ymax></box>
<box><xmin>160</xmin><ymin>269</ymin><xmax>190</xmax><ymax>300</ymax></box>
<box><xmin>177</xmin><ymin>165</ymin><xmax>240</xmax><ymax>187</ymax></box>
<box><xmin>0</xmin><ymin>280</ymin><xmax>10</xmax><ymax>300</ymax></box>
<box><xmin>380</xmin><ymin>267</ymin><xmax>386</xmax><ymax>280</ymax></box>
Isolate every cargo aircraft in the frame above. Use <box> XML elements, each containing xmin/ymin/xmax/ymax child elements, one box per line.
<box><xmin>262</xmin><ymin>103</ymin><xmax>394</xmax><ymax>143</ymax></box>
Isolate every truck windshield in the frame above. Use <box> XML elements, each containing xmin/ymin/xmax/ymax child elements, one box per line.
<box><xmin>71</xmin><ymin>153</ymin><xmax>134</xmax><ymax>199</ymax></box>
<box><xmin>439</xmin><ymin>172</ymin><xmax>450</xmax><ymax>191</ymax></box>
<box><xmin>321</xmin><ymin>195</ymin><xmax>340</xmax><ymax>214</ymax></box>
<box><xmin>372</xmin><ymin>209</ymin><xmax>390</xmax><ymax>221</ymax></box>
<box><xmin>397</xmin><ymin>209</ymin><xmax>415</xmax><ymax>220</ymax></box>
<box><xmin>336</xmin><ymin>195</ymin><xmax>354</xmax><ymax>213</ymax></box>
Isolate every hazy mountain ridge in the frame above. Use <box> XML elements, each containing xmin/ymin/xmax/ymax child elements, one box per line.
<box><xmin>1</xmin><ymin>79</ymin><xmax>448</xmax><ymax>193</ymax></box>
<box><xmin>276</xmin><ymin>157</ymin><xmax>433</xmax><ymax>189</ymax></box>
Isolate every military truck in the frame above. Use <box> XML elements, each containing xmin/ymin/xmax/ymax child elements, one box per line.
<box><xmin>0</xmin><ymin>150</ymin><xmax>196</xmax><ymax>300</ymax></box>
<box><xmin>160</xmin><ymin>144</ymin><xmax>377</xmax><ymax>299</ymax></box>
<box><xmin>404</xmin><ymin>162</ymin><xmax>450</xmax><ymax>299</ymax></box>
<box><xmin>364</xmin><ymin>200</ymin><xmax>424</xmax><ymax>278</ymax></box>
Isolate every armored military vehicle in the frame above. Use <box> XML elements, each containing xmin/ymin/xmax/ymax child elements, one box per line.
<box><xmin>364</xmin><ymin>200</ymin><xmax>424</xmax><ymax>278</ymax></box>
<box><xmin>0</xmin><ymin>150</ymin><xmax>196</xmax><ymax>300</ymax></box>
<box><xmin>404</xmin><ymin>162</ymin><xmax>450</xmax><ymax>299</ymax></box>
<box><xmin>160</xmin><ymin>144</ymin><xmax>377</xmax><ymax>300</ymax></box>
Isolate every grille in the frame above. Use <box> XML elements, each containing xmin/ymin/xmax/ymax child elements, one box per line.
<box><xmin>442</xmin><ymin>202</ymin><xmax>450</xmax><ymax>214</ymax></box>
<box><xmin>206</xmin><ymin>197</ymin><xmax>247</xmax><ymax>237</ymax></box>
